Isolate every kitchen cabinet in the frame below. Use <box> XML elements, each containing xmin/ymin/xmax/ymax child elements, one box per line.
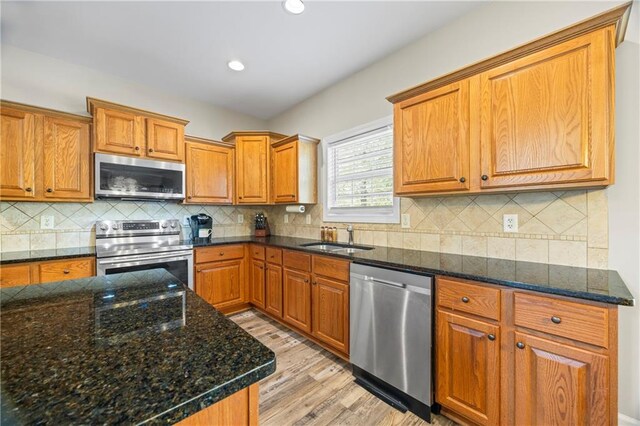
<box><xmin>0</xmin><ymin>101</ymin><xmax>92</xmax><ymax>202</ymax></box>
<box><xmin>222</xmin><ymin>131</ymin><xmax>287</xmax><ymax>204</ymax></box>
<box><xmin>185</xmin><ymin>136</ymin><xmax>234</xmax><ymax>204</ymax></box>
<box><xmin>87</xmin><ymin>98</ymin><xmax>188</xmax><ymax>163</ymax></box>
<box><xmin>435</xmin><ymin>276</ymin><xmax>618</xmax><ymax>426</ymax></box>
<box><xmin>265</xmin><ymin>263</ymin><xmax>283</xmax><ymax>318</ymax></box>
<box><xmin>393</xmin><ymin>80</ymin><xmax>470</xmax><ymax>195</ymax></box>
<box><xmin>312</xmin><ymin>276</ymin><xmax>349</xmax><ymax>354</ymax></box>
<box><xmin>271</xmin><ymin>134</ymin><xmax>319</xmax><ymax>204</ymax></box>
<box><xmin>250</xmin><ymin>247</ymin><xmax>266</xmax><ymax>309</ymax></box>
<box><xmin>0</xmin><ymin>257</ymin><xmax>96</xmax><ymax>288</ymax></box>
<box><xmin>283</xmin><ymin>268</ymin><xmax>312</xmax><ymax>334</ymax></box>
<box><xmin>387</xmin><ymin>20</ymin><xmax>624</xmax><ymax>196</ymax></box>
<box><xmin>194</xmin><ymin>245</ymin><xmax>248</xmax><ymax>313</ymax></box>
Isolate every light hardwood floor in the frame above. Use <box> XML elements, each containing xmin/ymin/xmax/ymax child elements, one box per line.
<box><xmin>231</xmin><ymin>310</ymin><xmax>457</xmax><ymax>426</ymax></box>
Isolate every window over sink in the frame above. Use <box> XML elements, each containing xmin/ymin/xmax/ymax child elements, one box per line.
<box><xmin>323</xmin><ymin>116</ymin><xmax>399</xmax><ymax>223</ymax></box>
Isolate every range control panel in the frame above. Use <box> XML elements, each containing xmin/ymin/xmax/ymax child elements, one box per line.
<box><xmin>96</xmin><ymin>219</ymin><xmax>181</xmax><ymax>237</ymax></box>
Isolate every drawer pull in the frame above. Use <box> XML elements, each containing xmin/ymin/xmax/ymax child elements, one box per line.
<box><xmin>219</xmin><ymin>252</ymin><xmax>224</xmax><ymax>256</ymax></box>
<box><xmin>46</xmin><ymin>188</ymin><xmax>53</xmax><ymax>193</ymax></box>
<box><xmin>459</xmin><ymin>177</ymin><xmax>466</xmax><ymax>183</ymax></box>
<box><xmin>25</xmin><ymin>187</ymin><xmax>33</xmax><ymax>192</ymax></box>
<box><xmin>516</xmin><ymin>342</ymin><xmax>525</xmax><ymax>349</ymax></box>
<box><xmin>148</xmin><ymin>148</ymin><xmax>154</xmax><ymax>153</ymax></box>
<box><xmin>461</xmin><ymin>296</ymin><xmax>470</xmax><ymax>303</ymax></box>
<box><xmin>488</xmin><ymin>334</ymin><xmax>496</xmax><ymax>341</ymax></box>
<box><xmin>551</xmin><ymin>316</ymin><xmax>562</xmax><ymax>324</ymax></box>
<box><xmin>134</xmin><ymin>146</ymin><xmax>140</xmax><ymax>151</ymax></box>
<box><xmin>63</xmin><ymin>269</ymin><xmax>70</xmax><ymax>274</ymax></box>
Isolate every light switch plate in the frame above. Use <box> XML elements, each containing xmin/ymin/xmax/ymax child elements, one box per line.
<box><xmin>306</xmin><ymin>214</ymin><xmax>311</xmax><ymax>225</ymax></box>
<box><xmin>237</xmin><ymin>214</ymin><xmax>244</xmax><ymax>224</ymax></box>
<box><xmin>401</xmin><ymin>214</ymin><xmax>410</xmax><ymax>229</ymax></box>
<box><xmin>503</xmin><ymin>214</ymin><xmax>518</xmax><ymax>232</ymax></box>
<box><xmin>284</xmin><ymin>214</ymin><xmax>289</xmax><ymax>224</ymax></box>
<box><xmin>40</xmin><ymin>215</ymin><xmax>54</xmax><ymax>229</ymax></box>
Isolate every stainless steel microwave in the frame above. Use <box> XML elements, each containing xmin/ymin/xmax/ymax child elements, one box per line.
<box><xmin>95</xmin><ymin>153</ymin><xmax>185</xmax><ymax>201</ymax></box>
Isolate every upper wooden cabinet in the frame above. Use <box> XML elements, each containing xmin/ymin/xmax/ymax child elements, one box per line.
<box><xmin>222</xmin><ymin>131</ymin><xmax>287</xmax><ymax>204</ymax></box>
<box><xmin>394</xmin><ymin>80</ymin><xmax>470</xmax><ymax>195</ymax></box>
<box><xmin>185</xmin><ymin>136</ymin><xmax>234</xmax><ymax>204</ymax></box>
<box><xmin>388</xmin><ymin>3</ymin><xmax>632</xmax><ymax>196</ymax></box>
<box><xmin>479</xmin><ymin>28</ymin><xmax>613</xmax><ymax>189</ymax></box>
<box><xmin>87</xmin><ymin>98</ymin><xmax>188</xmax><ymax>162</ymax></box>
<box><xmin>0</xmin><ymin>101</ymin><xmax>92</xmax><ymax>202</ymax></box>
<box><xmin>271</xmin><ymin>134</ymin><xmax>319</xmax><ymax>204</ymax></box>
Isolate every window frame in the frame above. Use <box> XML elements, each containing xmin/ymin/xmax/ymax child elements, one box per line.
<box><xmin>322</xmin><ymin>115</ymin><xmax>399</xmax><ymax>224</ymax></box>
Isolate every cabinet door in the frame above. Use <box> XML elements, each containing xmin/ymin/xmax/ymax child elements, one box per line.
<box><xmin>479</xmin><ymin>28</ymin><xmax>613</xmax><ymax>188</ymax></box>
<box><xmin>42</xmin><ymin>116</ymin><xmax>91</xmax><ymax>200</ymax></box>
<box><xmin>265</xmin><ymin>264</ymin><xmax>283</xmax><ymax>318</ymax></box>
<box><xmin>146</xmin><ymin>118</ymin><xmax>185</xmax><ymax>162</ymax></box>
<box><xmin>283</xmin><ymin>268</ymin><xmax>312</xmax><ymax>333</ymax></box>
<box><xmin>0</xmin><ymin>264</ymin><xmax>33</xmax><ymax>288</ymax></box>
<box><xmin>0</xmin><ymin>107</ymin><xmax>37</xmax><ymax>199</ymax></box>
<box><xmin>436</xmin><ymin>309</ymin><xmax>500</xmax><ymax>426</ymax></box>
<box><xmin>312</xmin><ymin>276</ymin><xmax>349</xmax><ymax>354</ymax></box>
<box><xmin>185</xmin><ymin>142</ymin><xmax>234</xmax><ymax>204</ymax></box>
<box><xmin>272</xmin><ymin>140</ymin><xmax>298</xmax><ymax>203</ymax></box>
<box><xmin>94</xmin><ymin>107</ymin><xmax>145</xmax><ymax>156</ymax></box>
<box><xmin>514</xmin><ymin>332</ymin><xmax>610</xmax><ymax>426</ymax></box>
<box><xmin>250</xmin><ymin>260</ymin><xmax>266</xmax><ymax>309</ymax></box>
<box><xmin>236</xmin><ymin>136</ymin><xmax>269</xmax><ymax>204</ymax></box>
<box><xmin>196</xmin><ymin>259</ymin><xmax>245</xmax><ymax>310</ymax></box>
<box><xmin>394</xmin><ymin>79</ymin><xmax>470</xmax><ymax>195</ymax></box>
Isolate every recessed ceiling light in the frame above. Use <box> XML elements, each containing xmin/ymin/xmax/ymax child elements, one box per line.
<box><xmin>282</xmin><ymin>0</ymin><xmax>304</xmax><ymax>15</ymax></box>
<box><xmin>227</xmin><ymin>60</ymin><xmax>245</xmax><ymax>71</ymax></box>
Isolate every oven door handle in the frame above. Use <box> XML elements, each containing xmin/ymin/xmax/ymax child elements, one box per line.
<box><xmin>97</xmin><ymin>251</ymin><xmax>193</xmax><ymax>266</ymax></box>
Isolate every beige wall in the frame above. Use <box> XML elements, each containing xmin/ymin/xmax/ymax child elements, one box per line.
<box><xmin>0</xmin><ymin>45</ymin><xmax>267</xmax><ymax>140</ymax></box>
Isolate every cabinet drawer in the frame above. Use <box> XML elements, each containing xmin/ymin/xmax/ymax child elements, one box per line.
<box><xmin>514</xmin><ymin>292</ymin><xmax>609</xmax><ymax>348</ymax></box>
<box><xmin>250</xmin><ymin>244</ymin><xmax>265</xmax><ymax>260</ymax></box>
<box><xmin>196</xmin><ymin>245</ymin><xmax>245</xmax><ymax>264</ymax></box>
<box><xmin>0</xmin><ymin>264</ymin><xmax>32</xmax><ymax>287</ymax></box>
<box><xmin>266</xmin><ymin>247</ymin><xmax>282</xmax><ymax>265</ymax></box>
<box><xmin>437</xmin><ymin>277</ymin><xmax>500</xmax><ymax>321</ymax></box>
<box><xmin>312</xmin><ymin>255</ymin><xmax>349</xmax><ymax>282</ymax></box>
<box><xmin>283</xmin><ymin>250</ymin><xmax>311</xmax><ymax>272</ymax></box>
<box><xmin>36</xmin><ymin>258</ymin><xmax>95</xmax><ymax>284</ymax></box>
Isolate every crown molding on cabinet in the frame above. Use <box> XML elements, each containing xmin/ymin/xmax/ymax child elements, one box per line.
<box><xmin>221</xmin><ymin>131</ymin><xmax>289</xmax><ymax>143</ymax></box>
<box><xmin>271</xmin><ymin>134</ymin><xmax>320</xmax><ymax>148</ymax></box>
<box><xmin>86</xmin><ymin>97</ymin><xmax>189</xmax><ymax>125</ymax></box>
<box><xmin>185</xmin><ymin>135</ymin><xmax>235</xmax><ymax>148</ymax></box>
<box><xmin>1</xmin><ymin>100</ymin><xmax>92</xmax><ymax>123</ymax></box>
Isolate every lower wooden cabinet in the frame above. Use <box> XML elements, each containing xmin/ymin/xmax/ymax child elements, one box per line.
<box><xmin>250</xmin><ymin>260</ymin><xmax>266</xmax><ymax>309</ymax></box>
<box><xmin>265</xmin><ymin>263</ymin><xmax>283</xmax><ymax>318</ymax></box>
<box><xmin>436</xmin><ymin>309</ymin><xmax>500</xmax><ymax>425</ymax></box>
<box><xmin>282</xmin><ymin>268</ymin><xmax>312</xmax><ymax>334</ymax></box>
<box><xmin>0</xmin><ymin>257</ymin><xmax>95</xmax><ymax>288</ymax></box>
<box><xmin>196</xmin><ymin>259</ymin><xmax>246</xmax><ymax>311</ymax></box>
<box><xmin>311</xmin><ymin>276</ymin><xmax>349</xmax><ymax>354</ymax></box>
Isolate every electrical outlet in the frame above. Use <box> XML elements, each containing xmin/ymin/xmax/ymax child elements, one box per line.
<box><xmin>237</xmin><ymin>214</ymin><xmax>244</xmax><ymax>224</ymax></box>
<box><xmin>401</xmin><ymin>213</ymin><xmax>411</xmax><ymax>229</ymax></box>
<box><xmin>284</xmin><ymin>214</ymin><xmax>289</xmax><ymax>224</ymax></box>
<box><xmin>503</xmin><ymin>214</ymin><xmax>518</xmax><ymax>233</ymax></box>
<box><xmin>40</xmin><ymin>215</ymin><xmax>54</xmax><ymax>229</ymax></box>
<box><xmin>305</xmin><ymin>214</ymin><xmax>311</xmax><ymax>225</ymax></box>
<box><xmin>183</xmin><ymin>215</ymin><xmax>190</xmax><ymax>226</ymax></box>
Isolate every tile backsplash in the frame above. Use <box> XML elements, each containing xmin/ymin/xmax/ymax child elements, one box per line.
<box><xmin>267</xmin><ymin>189</ymin><xmax>609</xmax><ymax>269</ymax></box>
<box><xmin>0</xmin><ymin>200</ymin><xmax>262</xmax><ymax>252</ymax></box>
<box><xmin>0</xmin><ymin>189</ymin><xmax>609</xmax><ymax>269</ymax></box>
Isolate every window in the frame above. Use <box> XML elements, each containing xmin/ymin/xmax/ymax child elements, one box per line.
<box><xmin>323</xmin><ymin>116</ymin><xmax>399</xmax><ymax>223</ymax></box>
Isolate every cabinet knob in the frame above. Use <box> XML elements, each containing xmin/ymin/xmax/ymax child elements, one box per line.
<box><xmin>63</xmin><ymin>269</ymin><xmax>70</xmax><ymax>274</ymax></box>
<box><xmin>134</xmin><ymin>146</ymin><xmax>140</xmax><ymax>151</ymax></box>
<box><xmin>459</xmin><ymin>177</ymin><xmax>466</xmax><ymax>183</ymax></box>
<box><xmin>304</xmin><ymin>279</ymin><xmax>309</xmax><ymax>283</ymax></box>
<box><xmin>461</xmin><ymin>296</ymin><xmax>470</xmax><ymax>303</ymax></box>
<box><xmin>46</xmin><ymin>188</ymin><xmax>53</xmax><ymax>193</ymax></box>
<box><xmin>312</xmin><ymin>281</ymin><xmax>317</xmax><ymax>285</ymax></box>
<box><xmin>148</xmin><ymin>148</ymin><xmax>154</xmax><ymax>153</ymax></box>
<box><xmin>197</xmin><ymin>269</ymin><xmax>201</xmax><ymax>273</ymax></box>
<box><xmin>481</xmin><ymin>174</ymin><xmax>489</xmax><ymax>181</ymax></box>
<box><xmin>516</xmin><ymin>342</ymin><xmax>525</xmax><ymax>349</ymax></box>
<box><xmin>187</xmin><ymin>196</ymin><xmax>192</xmax><ymax>199</ymax></box>
<box><xmin>551</xmin><ymin>316</ymin><xmax>562</xmax><ymax>324</ymax></box>
<box><xmin>219</xmin><ymin>252</ymin><xmax>224</xmax><ymax>256</ymax></box>
<box><xmin>239</xmin><ymin>196</ymin><xmax>243</xmax><ymax>199</ymax></box>
<box><xmin>488</xmin><ymin>334</ymin><xmax>496</xmax><ymax>341</ymax></box>
<box><xmin>25</xmin><ymin>187</ymin><xmax>33</xmax><ymax>192</ymax></box>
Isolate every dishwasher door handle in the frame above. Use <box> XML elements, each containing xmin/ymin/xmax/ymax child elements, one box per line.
<box><xmin>371</xmin><ymin>278</ymin><xmax>405</xmax><ymax>288</ymax></box>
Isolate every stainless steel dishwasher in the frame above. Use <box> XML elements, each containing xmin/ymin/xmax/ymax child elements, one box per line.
<box><xmin>350</xmin><ymin>263</ymin><xmax>433</xmax><ymax>422</ymax></box>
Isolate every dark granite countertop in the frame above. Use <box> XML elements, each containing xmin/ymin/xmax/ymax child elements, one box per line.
<box><xmin>0</xmin><ymin>246</ymin><xmax>96</xmax><ymax>264</ymax></box>
<box><xmin>0</xmin><ymin>269</ymin><xmax>276</xmax><ymax>425</ymax></box>
<box><xmin>189</xmin><ymin>235</ymin><xmax>635</xmax><ymax>306</ymax></box>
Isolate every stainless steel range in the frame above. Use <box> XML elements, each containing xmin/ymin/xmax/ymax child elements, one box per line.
<box><xmin>95</xmin><ymin>219</ymin><xmax>193</xmax><ymax>289</ymax></box>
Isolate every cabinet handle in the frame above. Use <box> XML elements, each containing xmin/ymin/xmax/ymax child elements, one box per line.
<box><xmin>481</xmin><ymin>175</ymin><xmax>489</xmax><ymax>181</ymax></box>
<box><xmin>148</xmin><ymin>148</ymin><xmax>154</xmax><ymax>153</ymax></box>
<box><xmin>63</xmin><ymin>269</ymin><xmax>70</xmax><ymax>274</ymax></box>
<box><xmin>461</xmin><ymin>296</ymin><xmax>470</xmax><ymax>303</ymax></box>
<box><xmin>25</xmin><ymin>187</ymin><xmax>33</xmax><ymax>192</ymax></box>
<box><xmin>459</xmin><ymin>177</ymin><xmax>466</xmax><ymax>183</ymax></box>
<box><xmin>551</xmin><ymin>316</ymin><xmax>562</xmax><ymax>324</ymax></box>
<box><xmin>46</xmin><ymin>188</ymin><xmax>53</xmax><ymax>193</ymax></box>
<box><xmin>134</xmin><ymin>146</ymin><xmax>140</xmax><ymax>151</ymax></box>
<box><xmin>488</xmin><ymin>334</ymin><xmax>496</xmax><ymax>341</ymax></box>
<box><xmin>516</xmin><ymin>342</ymin><xmax>525</xmax><ymax>349</ymax></box>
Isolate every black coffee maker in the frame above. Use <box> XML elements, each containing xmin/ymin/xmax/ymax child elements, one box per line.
<box><xmin>189</xmin><ymin>214</ymin><xmax>213</xmax><ymax>243</ymax></box>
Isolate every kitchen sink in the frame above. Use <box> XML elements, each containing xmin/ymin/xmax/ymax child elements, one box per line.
<box><xmin>299</xmin><ymin>242</ymin><xmax>374</xmax><ymax>253</ymax></box>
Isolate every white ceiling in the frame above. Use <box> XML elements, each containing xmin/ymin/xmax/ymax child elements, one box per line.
<box><xmin>0</xmin><ymin>1</ymin><xmax>482</xmax><ymax>119</ymax></box>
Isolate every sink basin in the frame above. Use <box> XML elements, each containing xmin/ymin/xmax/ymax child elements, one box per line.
<box><xmin>299</xmin><ymin>242</ymin><xmax>374</xmax><ymax>253</ymax></box>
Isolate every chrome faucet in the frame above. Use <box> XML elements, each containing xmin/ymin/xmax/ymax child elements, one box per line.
<box><xmin>347</xmin><ymin>224</ymin><xmax>354</xmax><ymax>246</ymax></box>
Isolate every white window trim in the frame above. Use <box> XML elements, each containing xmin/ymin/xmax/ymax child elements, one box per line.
<box><xmin>322</xmin><ymin>115</ymin><xmax>399</xmax><ymax>224</ymax></box>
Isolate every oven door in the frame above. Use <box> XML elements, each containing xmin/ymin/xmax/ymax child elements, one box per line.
<box><xmin>95</xmin><ymin>153</ymin><xmax>185</xmax><ymax>200</ymax></box>
<box><xmin>97</xmin><ymin>250</ymin><xmax>193</xmax><ymax>290</ymax></box>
